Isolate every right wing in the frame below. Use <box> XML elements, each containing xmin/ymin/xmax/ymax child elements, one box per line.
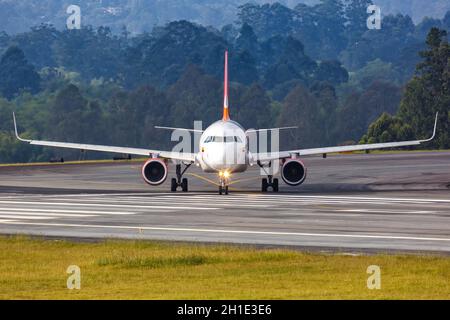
<box><xmin>13</xmin><ymin>113</ymin><xmax>196</xmax><ymax>163</ymax></box>
<box><xmin>253</xmin><ymin>113</ymin><xmax>438</xmax><ymax>162</ymax></box>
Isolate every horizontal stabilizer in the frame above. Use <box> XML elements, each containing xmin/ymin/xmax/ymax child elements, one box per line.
<box><xmin>246</xmin><ymin>126</ymin><xmax>298</xmax><ymax>134</ymax></box>
<box><xmin>155</xmin><ymin>126</ymin><xmax>204</xmax><ymax>133</ymax></box>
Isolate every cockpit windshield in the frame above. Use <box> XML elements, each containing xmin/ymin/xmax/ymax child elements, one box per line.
<box><xmin>204</xmin><ymin>136</ymin><xmax>242</xmax><ymax>143</ymax></box>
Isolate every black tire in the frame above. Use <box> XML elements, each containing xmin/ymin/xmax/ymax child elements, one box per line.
<box><xmin>171</xmin><ymin>178</ymin><xmax>177</xmax><ymax>192</ymax></box>
<box><xmin>181</xmin><ymin>178</ymin><xmax>188</xmax><ymax>192</ymax></box>
<box><xmin>273</xmin><ymin>178</ymin><xmax>279</xmax><ymax>192</ymax></box>
<box><xmin>262</xmin><ymin>178</ymin><xmax>268</xmax><ymax>192</ymax></box>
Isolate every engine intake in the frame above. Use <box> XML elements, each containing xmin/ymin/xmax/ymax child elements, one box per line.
<box><xmin>281</xmin><ymin>159</ymin><xmax>307</xmax><ymax>186</ymax></box>
<box><xmin>142</xmin><ymin>159</ymin><xmax>168</xmax><ymax>186</ymax></box>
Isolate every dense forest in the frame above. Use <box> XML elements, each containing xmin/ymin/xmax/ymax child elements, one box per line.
<box><xmin>1</xmin><ymin>0</ymin><xmax>449</xmax><ymax>35</ymax></box>
<box><xmin>0</xmin><ymin>0</ymin><xmax>449</xmax><ymax>163</ymax></box>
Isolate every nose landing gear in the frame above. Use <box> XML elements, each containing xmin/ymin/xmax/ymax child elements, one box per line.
<box><xmin>171</xmin><ymin>163</ymin><xmax>192</xmax><ymax>192</ymax></box>
<box><xmin>219</xmin><ymin>177</ymin><xmax>229</xmax><ymax>195</ymax></box>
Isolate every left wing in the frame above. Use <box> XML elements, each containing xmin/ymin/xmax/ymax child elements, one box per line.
<box><xmin>13</xmin><ymin>113</ymin><xmax>196</xmax><ymax>163</ymax></box>
<box><xmin>253</xmin><ymin>113</ymin><xmax>438</xmax><ymax>162</ymax></box>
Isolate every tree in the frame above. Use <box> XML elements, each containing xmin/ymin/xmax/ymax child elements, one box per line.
<box><xmin>277</xmin><ymin>85</ymin><xmax>322</xmax><ymax>149</ymax></box>
<box><xmin>49</xmin><ymin>84</ymin><xmax>88</xmax><ymax>143</ymax></box>
<box><xmin>443</xmin><ymin>11</ymin><xmax>450</xmax><ymax>31</ymax></box>
<box><xmin>12</xmin><ymin>24</ymin><xmax>59</xmax><ymax>69</ymax></box>
<box><xmin>230</xmin><ymin>50</ymin><xmax>259</xmax><ymax>85</ymax></box>
<box><xmin>310</xmin><ymin>82</ymin><xmax>339</xmax><ymax>144</ymax></box>
<box><xmin>234</xmin><ymin>84</ymin><xmax>272</xmax><ymax>129</ymax></box>
<box><xmin>235</xmin><ymin>23</ymin><xmax>259</xmax><ymax>54</ymax></box>
<box><xmin>360</xmin><ymin>113</ymin><xmax>414</xmax><ymax>144</ymax></box>
<box><xmin>263</xmin><ymin>37</ymin><xmax>317</xmax><ymax>89</ymax></box>
<box><xmin>310</xmin><ymin>0</ymin><xmax>347</xmax><ymax>59</ymax></box>
<box><xmin>0</xmin><ymin>46</ymin><xmax>40</xmax><ymax>99</ymax></box>
<box><xmin>54</xmin><ymin>26</ymin><xmax>124</xmax><ymax>82</ymax></box>
<box><xmin>399</xmin><ymin>28</ymin><xmax>450</xmax><ymax>148</ymax></box>
<box><xmin>345</xmin><ymin>0</ymin><xmax>373</xmax><ymax>43</ymax></box>
<box><xmin>108</xmin><ymin>85</ymin><xmax>171</xmax><ymax>149</ymax></box>
<box><xmin>363</xmin><ymin>28</ymin><xmax>450</xmax><ymax>149</ymax></box>
<box><xmin>338</xmin><ymin>81</ymin><xmax>402</xmax><ymax>142</ymax></box>
<box><xmin>315</xmin><ymin>60</ymin><xmax>349</xmax><ymax>85</ymax></box>
<box><xmin>167</xmin><ymin>65</ymin><xmax>222</xmax><ymax>129</ymax></box>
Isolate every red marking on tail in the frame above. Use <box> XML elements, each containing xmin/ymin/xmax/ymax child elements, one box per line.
<box><xmin>223</xmin><ymin>51</ymin><xmax>230</xmax><ymax>121</ymax></box>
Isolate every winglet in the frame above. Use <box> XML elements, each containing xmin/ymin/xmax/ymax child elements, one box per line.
<box><xmin>13</xmin><ymin>112</ymin><xmax>31</xmax><ymax>142</ymax></box>
<box><xmin>421</xmin><ymin>112</ymin><xmax>439</xmax><ymax>142</ymax></box>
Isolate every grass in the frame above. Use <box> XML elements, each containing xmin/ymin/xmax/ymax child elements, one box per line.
<box><xmin>0</xmin><ymin>236</ymin><xmax>449</xmax><ymax>300</ymax></box>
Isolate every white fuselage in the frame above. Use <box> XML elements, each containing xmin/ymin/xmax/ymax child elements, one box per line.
<box><xmin>197</xmin><ymin>120</ymin><xmax>248</xmax><ymax>173</ymax></box>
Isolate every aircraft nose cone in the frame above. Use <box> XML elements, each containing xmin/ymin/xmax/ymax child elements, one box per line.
<box><xmin>207</xmin><ymin>147</ymin><xmax>225</xmax><ymax>167</ymax></box>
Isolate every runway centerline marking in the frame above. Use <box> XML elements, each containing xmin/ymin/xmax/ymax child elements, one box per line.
<box><xmin>0</xmin><ymin>211</ymin><xmax>95</xmax><ymax>218</ymax></box>
<box><xmin>0</xmin><ymin>200</ymin><xmax>220</xmax><ymax>211</ymax></box>
<box><xmin>1</xmin><ymin>220</ymin><xmax>449</xmax><ymax>243</ymax></box>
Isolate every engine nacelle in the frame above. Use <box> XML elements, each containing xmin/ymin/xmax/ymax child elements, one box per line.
<box><xmin>281</xmin><ymin>159</ymin><xmax>307</xmax><ymax>186</ymax></box>
<box><xmin>142</xmin><ymin>159</ymin><xmax>168</xmax><ymax>186</ymax></box>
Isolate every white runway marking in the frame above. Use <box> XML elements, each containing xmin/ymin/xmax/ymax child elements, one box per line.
<box><xmin>2</xmin><ymin>193</ymin><xmax>449</xmax><ymax>203</ymax></box>
<box><xmin>0</xmin><ymin>193</ymin><xmax>447</xmax><ymax>229</ymax></box>
<box><xmin>0</xmin><ymin>207</ymin><xmax>137</xmax><ymax>215</ymax></box>
<box><xmin>1</xmin><ymin>220</ymin><xmax>450</xmax><ymax>243</ymax></box>
<box><xmin>0</xmin><ymin>215</ymin><xmax>56</xmax><ymax>220</ymax></box>
<box><xmin>0</xmin><ymin>200</ymin><xmax>220</xmax><ymax>211</ymax></box>
<box><xmin>0</xmin><ymin>211</ymin><xmax>95</xmax><ymax>218</ymax></box>
<box><xmin>336</xmin><ymin>209</ymin><xmax>438</xmax><ymax>215</ymax></box>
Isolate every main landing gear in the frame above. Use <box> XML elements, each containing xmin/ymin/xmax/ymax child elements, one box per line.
<box><xmin>258</xmin><ymin>161</ymin><xmax>279</xmax><ymax>193</ymax></box>
<box><xmin>262</xmin><ymin>175</ymin><xmax>279</xmax><ymax>193</ymax></box>
<box><xmin>171</xmin><ymin>163</ymin><xmax>192</xmax><ymax>192</ymax></box>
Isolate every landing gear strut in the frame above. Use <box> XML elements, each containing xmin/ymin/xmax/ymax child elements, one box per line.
<box><xmin>171</xmin><ymin>163</ymin><xmax>192</xmax><ymax>192</ymax></box>
<box><xmin>218</xmin><ymin>178</ymin><xmax>229</xmax><ymax>195</ymax></box>
<box><xmin>258</xmin><ymin>161</ymin><xmax>279</xmax><ymax>193</ymax></box>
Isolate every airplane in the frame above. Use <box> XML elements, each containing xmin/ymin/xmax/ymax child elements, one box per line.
<box><xmin>13</xmin><ymin>51</ymin><xmax>438</xmax><ymax>195</ymax></box>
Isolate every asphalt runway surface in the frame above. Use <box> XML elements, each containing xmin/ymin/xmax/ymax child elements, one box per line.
<box><xmin>0</xmin><ymin>151</ymin><xmax>449</xmax><ymax>253</ymax></box>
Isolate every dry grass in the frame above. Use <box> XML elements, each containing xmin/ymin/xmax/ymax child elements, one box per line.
<box><xmin>0</xmin><ymin>236</ymin><xmax>449</xmax><ymax>300</ymax></box>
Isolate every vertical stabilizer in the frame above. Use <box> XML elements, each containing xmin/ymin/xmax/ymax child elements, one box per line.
<box><xmin>223</xmin><ymin>51</ymin><xmax>230</xmax><ymax>121</ymax></box>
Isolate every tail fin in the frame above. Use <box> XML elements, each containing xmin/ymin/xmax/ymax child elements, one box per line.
<box><xmin>223</xmin><ymin>50</ymin><xmax>230</xmax><ymax>121</ymax></box>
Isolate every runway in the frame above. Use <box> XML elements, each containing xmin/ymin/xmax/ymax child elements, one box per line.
<box><xmin>0</xmin><ymin>151</ymin><xmax>449</xmax><ymax>253</ymax></box>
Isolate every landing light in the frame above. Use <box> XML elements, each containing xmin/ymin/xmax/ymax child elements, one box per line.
<box><xmin>219</xmin><ymin>171</ymin><xmax>231</xmax><ymax>179</ymax></box>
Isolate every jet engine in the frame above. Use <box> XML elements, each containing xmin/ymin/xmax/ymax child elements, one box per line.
<box><xmin>142</xmin><ymin>159</ymin><xmax>168</xmax><ymax>186</ymax></box>
<box><xmin>281</xmin><ymin>159</ymin><xmax>307</xmax><ymax>186</ymax></box>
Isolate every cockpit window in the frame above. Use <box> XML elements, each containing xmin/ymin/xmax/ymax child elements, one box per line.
<box><xmin>204</xmin><ymin>136</ymin><xmax>242</xmax><ymax>143</ymax></box>
<box><xmin>228</xmin><ymin>136</ymin><xmax>242</xmax><ymax>143</ymax></box>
